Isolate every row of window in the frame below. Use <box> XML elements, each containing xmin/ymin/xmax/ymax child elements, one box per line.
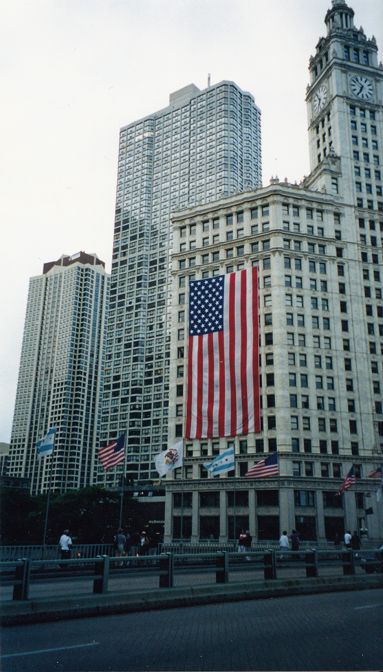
<box><xmin>173</xmin><ymin>488</ymin><xmax>364</xmax><ymax>509</ymax></box>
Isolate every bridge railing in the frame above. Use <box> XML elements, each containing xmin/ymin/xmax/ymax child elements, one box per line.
<box><xmin>1</xmin><ymin>548</ymin><xmax>380</xmax><ymax>602</ymax></box>
<box><xmin>0</xmin><ymin>544</ymin><xmax>114</xmax><ymax>562</ymax></box>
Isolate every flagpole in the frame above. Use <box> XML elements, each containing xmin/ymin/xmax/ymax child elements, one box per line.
<box><xmin>180</xmin><ymin>464</ymin><xmax>184</xmax><ymax>544</ymax></box>
<box><xmin>42</xmin><ymin>451</ymin><xmax>54</xmax><ymax>557</ymax></box>
<box><xmin>233</xmin><ymin>467</ymin><xmax>237</xmax><ymax>543</ymax></box>
<box><xmin>118</xmin><ymin>433</ymin><xmax>126</xmax><ymax>528</ymax></box>
<box><xmin>119</xmin><ymin>471</ymin><xmax>124</xmax><ymax>529</ymax></box>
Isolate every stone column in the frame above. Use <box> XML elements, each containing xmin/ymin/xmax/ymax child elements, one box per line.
<box><xmin>249</xmin><ymin>488</ymin><xmax>256</xmax><ymax>539</ymax></box>
<box><xmin>316</xmin><ymin>490</ymin><xmax>326</xmax><ymax>541</ymax></box>
<box><xmin>163</xmin><ymin>489</ymin><xmax>173</xmax><ymax>543</ymax></box>
<box><xmin>279</xmin><ymin>487</ymin><xmax>294</xmax><ymax>533</ymax></box>
<box><xmin>219</xmin><ymin>489</ymin><xmax>227</xmax><ymax>541</ymax></box>
<box><xmin>191</xmin><ymin>490</ymin><xmax>199</xmax><ymax>542</ymax></box>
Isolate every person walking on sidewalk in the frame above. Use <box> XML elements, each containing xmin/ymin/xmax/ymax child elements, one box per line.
<box><xmin>279</xmin><ymin>530</ymin><xmax>289</xmax><ymax>559</ymax></box>
<box><xmin>243</xmin><ymin>531</ymin><xmax>253</xmax><ymax>561</ymax></box>
<box><xmin>114</xmin><ymin>528</ymin><xmax>126</xmax><ymax>566</ymax></box>
<box><xmin>59</xmin><ymin>529</ymin><xmax>72</xmax><ymax>567</ymax></box>
<box><xmin>238</xmin><ymin>529</ymin><xmax>246</xmax><ymax>554</ymax></box>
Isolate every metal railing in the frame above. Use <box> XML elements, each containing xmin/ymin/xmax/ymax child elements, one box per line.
<box><xmin>0</xmin><ymin>544</ymin><xmax>114</xmax><ymax>562</ymax></box>
<box><xmin>1</xmin><ymin>539</ymin><xmax>377</xmax><ymax>561</ymax></box>
<box><xmin>1</xmin><ymin>548</ymin><xmax>380</xmax><ymax>602</ymax></box>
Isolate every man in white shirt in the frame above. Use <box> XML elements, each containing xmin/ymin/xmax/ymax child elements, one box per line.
<box><xmin>279</xmin><ymin>530</ymin><xmax>289</xmax><ymax>558</ymax></box>
<box><xmin>344</xmin><ymin>530</ymin><xmax>352</xmax><ymax>548</ymax></box>
<box><xmin>59</xmin><ymin>529</ymin><xmax>73</xmax><ymax>563</ymax></box>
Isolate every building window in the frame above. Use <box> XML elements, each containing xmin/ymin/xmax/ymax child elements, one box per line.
<box><xmin>293</xmin><ymin>462</ymin><xmax>301</xmax><ymax>476</ymax></box>
<box><xmin>292</xmin><ymin>438</ymin><xmax>300</xmax><ymax>453</ymax></box>
<box><xmin>294</xmin><ymin>491</ymin><xmax>315</xmax><ymax>507</ymax></box>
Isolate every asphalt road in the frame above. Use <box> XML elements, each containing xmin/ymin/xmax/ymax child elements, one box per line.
<box><xmin>2</xmin><ymin>588</ymin><xmax>383</xmax><ymax>672</ymax></box>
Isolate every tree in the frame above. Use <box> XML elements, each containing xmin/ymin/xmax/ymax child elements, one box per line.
<box><xmin>0</xmin><ymin>486</ymin><xmax>150</xmax><ymax>545</ymax></box>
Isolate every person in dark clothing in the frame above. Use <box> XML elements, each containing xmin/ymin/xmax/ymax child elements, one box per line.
<box><xmin>351</xmin><ymin>530</ymin><xmax>361</xmax><ymax>552</ymax></box>
<box><xmin>129</xmin><ymin>531</ymin><xmax>141</xmax><ymax>557</ymax></box>
<box><xmin>290</xmin><ymin>529</ymin><xmax>300</xmax><ymax>560</ymax></box>
<box><xmin>243</xmin><ymin>531</ymin><xmax>253</xmax><ymax>561</ymax></box>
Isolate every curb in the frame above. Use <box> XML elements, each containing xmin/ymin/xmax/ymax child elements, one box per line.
<box><xmin>2</xmin><ymin>574</ymin><xmax>383</xmax><ymax>626</ymax></box>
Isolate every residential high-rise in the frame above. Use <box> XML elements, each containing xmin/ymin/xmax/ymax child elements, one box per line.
<box><xmin>7</xmin><ymin>252</ymin><xmax>109</xmax><ymax>495</ymax></box>
<box><xmin>97</xmin><ymin>82</ymin><xmax>262</xmax><ymax>487</ymax></box>
<box><xmin>165</xmin><ymin>0</ymin><xmax>383</xmax><ymax>544</ymax></box>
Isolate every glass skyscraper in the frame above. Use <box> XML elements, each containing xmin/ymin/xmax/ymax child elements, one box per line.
<box><xmin>8</xmin><ymin>252</ymin><xmax>109</xmax><ymax>495</ymax></box>
<box><xmin>97</xmin><ymin>81</ymin><xmax>262</xmax><ymax>487</ymax></box>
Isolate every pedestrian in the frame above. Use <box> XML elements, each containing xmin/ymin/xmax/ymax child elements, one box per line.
<box><xmin>290</xmin><ymin>529</ymin><xmax>300</xmax><ymax>560</ymax></box>
<box><xmin>334</xmin><ymin>533</ymin><xmax>342</xmax><ymax>559</ymax></box>
<box><xmin>140</xmin><ymin>531</ymin><xmax>150</xmax><ymax>556</ymax></box>
<box><xmin>238</xmin><ymin>529</ymin><xmax>246</xmax><ymax>553</ymax></box>
<box><xmin>124</xmin><ymin>532</ymin><xmax>131</xmax><ymax>566</ymax></box>
<box><xmin>114</xmin><ymin>527</ymin><xmax>126</xmax><ymax>566</ymax></box>
<box><xmin>129</xmin><ymin>530</ymin><xmax>141</xmax><ymax>557</ymax></box>
<box><xmin>58</xmin><ymin>529</ymin><xmax>73</xmax><ymax>567</ymax></box>
<box><xmin>148</xmin><ymin>531</ymin><xmax>158</xmax><ymax>563</ymax></box>
<box><xmin>333</xmin><ymin>533</ymin><xmax>341</xmax><ymax>551</ymax></box>
<box><xmin>243</xmin><ymin>531</ymin><xmax>253</xmax><ymax>561</ymax></box>
<box><xmin>344</xmin><ymin>530</ymin><xmax>352</xmax><ymax>548</ymax></box>
<box><xmin>279</xmin><ymin>530</ymin><xmax>289</xmax><ymax>559</ymax></box>
<box><xmin>351</xmin><ymin>530</ymin><xmax>361</xmax><ymax>554</ymax></box>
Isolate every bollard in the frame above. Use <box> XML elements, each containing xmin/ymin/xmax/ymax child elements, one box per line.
<box><xmin>216</xmin><ymin>552</ymin><xmax>229</xmax><ymax>584</ymax></box>
<box><xmin>305</xmin><ymin>549</ymin><xmax>318</xmax><ymax>578</ymax></box>
<box><xmin>13</xmin><ymin>558</ymin><xmax>31</xmax><ymax>601</ymax></box>
<box><xmin>93</xmin><ymin>555</ymin><xmax>109</xmax><ymax>594</ymax></box>
<box><xmin>264</xmin><ymin>550</ymin><xmax>276</xmax><ymax>580</ymax></box>
<box><xmin>159</xmin><ymin>553</ymin><xmax>174</xmax><ymax>588</ymax></box>
<box><xmin>342</xmin><ymin>550</ymin><xmax>355</xmax><ymax>576</ymax></box>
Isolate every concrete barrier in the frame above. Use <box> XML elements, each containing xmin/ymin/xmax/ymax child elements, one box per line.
<box><xmin>2</xmin><ymin>573</ymin><xmax>383</xmax><ymax>627</ymax></box>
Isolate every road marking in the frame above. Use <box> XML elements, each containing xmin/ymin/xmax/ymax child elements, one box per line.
<box><xmin>354</xmin><ymin>603</ymin><xmax>383</xmax><ymax>610</ymax></box>
<box><xmin>2</xmin><ymin>642</ymin><xmax>100</xmax><ymax>658</ymax></box>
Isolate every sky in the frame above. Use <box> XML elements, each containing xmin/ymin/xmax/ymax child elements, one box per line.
<box><xmin>1</xmin><ymin>0</ymin><xmax>382</xmax><ymax>443</ymax></box>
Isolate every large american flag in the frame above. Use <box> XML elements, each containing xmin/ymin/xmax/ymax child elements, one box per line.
<box><xmin>336</xmin><ymin>466</ymin><xmax>355</xmax><ymax>496</ymax></box>
<box><xmin>245</xmin><ymin>452</ymin><xmax>279</xmax><ymax>479</ymax></box>
<box><xmin>185</xmin><ymin>268</ymin><xmax>260</xmax><ymax>439</ymax></box>
<box><xmin>98</xmin><ymin>434</ymin><xmax>125</xmax><ymax>472</ymax></box>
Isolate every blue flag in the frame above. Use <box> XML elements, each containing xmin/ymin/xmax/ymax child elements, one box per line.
<box><xmin>36</xmin><ymin>427</ymin><xmax>56</xmax><ymax>460</ymax></box>
<box><xmin>204</xmin><ymin>448</ymin><xmax>235</xmax><ymax>476</ymax></box>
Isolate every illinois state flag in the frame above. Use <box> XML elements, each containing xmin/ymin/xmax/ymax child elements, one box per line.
<box><xmin>185</xmin><ymin>268</ymin><xmax>260</xmax><ymax>439</ymax></box>
<box><xmin>154</xmin><ymin>440</ymin><xmax>183</xmax><ymax>477</ymax></box>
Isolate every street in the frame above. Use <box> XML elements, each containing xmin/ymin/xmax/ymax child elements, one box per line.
<box><xmin>1</xmin><ymin>588</ymin><xmax>383</xmax><ymax>671</ymax></box>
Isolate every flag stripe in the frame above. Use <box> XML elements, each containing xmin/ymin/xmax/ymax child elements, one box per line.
<box><xmin>185</xmin><ymin>337</ymin><xmax>192</xmax><ymax>439</ymax></box>
<box><xmin>185</xmin><ymin>268</ymin><xmax>260</xmax><ymax>439</ymax></box>
<box><xmin>240</xmin><ymin>272</ymin><xmax>248</xmax><ymax>434</ymax></box>
<box><xmin>207</xmin><ymin>332</ymin><xmax>214</xmax><ymax>437</ymax></box>
<box><xmin>228</xmin><ymin>272</ymin><xmax>237</xmax><ymax>436</ymax></box>
<box><xmin>251</xmin><ymin>268</ymin><xmax>259</xmax><ymax>433</ymax></box>
<box><xmin>218</xmin><ymin>329</ymin><xmax>225</xmax><ymax>436</ymax></box>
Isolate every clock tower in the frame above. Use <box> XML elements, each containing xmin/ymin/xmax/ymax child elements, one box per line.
<box><xmin>306</xmin><ymin>0</ymin><xmax>383</xmax><ymax>209</ymax></box>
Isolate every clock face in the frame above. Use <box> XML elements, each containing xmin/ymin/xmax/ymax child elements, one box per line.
<box><xmin>313</xmin><ymin>85</ymin><xmax>327</xmax><ymax>115</ymax></box>
<box><xmin>350</xmin><ymin>76</ymin><xmax>374</xmax><ymax>100</ymax></box>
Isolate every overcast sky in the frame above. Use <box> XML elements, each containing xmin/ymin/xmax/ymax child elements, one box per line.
<box><xmin>1</xmin><ymin>0</ymin><xmax>382</xmax><ymax>443</ymax></box>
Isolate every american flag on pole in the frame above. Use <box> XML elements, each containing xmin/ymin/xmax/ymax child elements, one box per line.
<box><xmin>368</xmin><ymin>466</ymin><xmax>382</xmax><ymax>479</ymax></box>
<box><xmin>185</xmin><ymin>268</ymin><xmax>260</xmax><ymax>439</ymax></box>
<box><xmin>245</xmin><ymin>452</ymin><xmax>279</xmax><ymax>479</ymax></box>
<box><xmin>336</xmin><ymin>466</ymin><xmax>355</xmax><ymax>496</ymax></box>
<box><xmin>98</xmin><ymin>434</ymin><xmax>125</xmax><ymax>472</ymax></box>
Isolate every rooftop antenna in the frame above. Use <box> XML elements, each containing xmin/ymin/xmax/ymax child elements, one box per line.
<box><xmin>207</xmin><ymin>73</ymin><xmax>211</xmax><ymax>87</ymax></box>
